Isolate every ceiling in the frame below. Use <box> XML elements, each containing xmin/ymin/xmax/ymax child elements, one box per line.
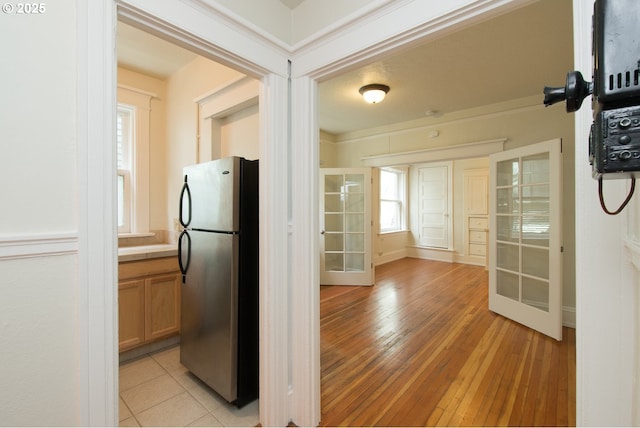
<box><xmin>279</xmin><ymin>0</ymin><xmax>304</xmax><ymax>9</ymax></box>
<box><xmin>117</xmin><ymin>0</ymin><xmax>573</xmax><ymax>136</ymax></box>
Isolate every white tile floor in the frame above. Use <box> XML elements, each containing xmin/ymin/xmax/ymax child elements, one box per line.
<box><xmin>119</xmin><ymin>345</ymin><xmax>259</xmax><ymax>427</ymax></box>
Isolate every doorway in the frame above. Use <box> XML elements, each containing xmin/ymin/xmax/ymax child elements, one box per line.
<box><xmin>312</xmin><ymin>0</ymin><xmax>575</xmax><ymax>426</ymax></box>
<box><xmin>87</xmin><ymin>0</ymin><xmax>576</xmax><ymax>426</ymax></box>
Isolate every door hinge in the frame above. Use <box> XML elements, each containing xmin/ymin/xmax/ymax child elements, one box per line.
<box><xmin>561</xmin><ymin>246</ymin><xmax>564</xmax><ymax>252</ymax></box>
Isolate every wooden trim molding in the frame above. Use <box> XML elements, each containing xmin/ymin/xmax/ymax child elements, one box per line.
<box><xmin>79</xmin><ymin>0</ymin><xmax>119</xmax><ymax>425</ymax></box>
<box><xmin>0</xmin><ymin>233</ymin><xmax>78</xmax><ymax>260</ymax></box>
<box><xmin>258</xmin><ymin>73</ymin><xmax>291</xmax><ymax>427</ymax></box>
<box><xmin>361</xmin><ymin>139</ymin><xmax>506</xmax><ymax>167</ymax></box>
<box><xmin>290</xmin><ymin>76</ymin><xmax>321</xmax><ymax>426</ymax></box>
<box><xmin>118</xmin><ymin>0</ymin><xmax>288</xmax><ymax>78</ymax></box>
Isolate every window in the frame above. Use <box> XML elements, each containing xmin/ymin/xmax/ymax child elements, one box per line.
<box><xmin>117</xmin><ymin>105</ymin><xmax>134</xmax><ymax>233</ymax></box>
<box><xmin>379</xmin><ymin>167</ymin><xmax>407</xmax><ymax>233</ymax></box>
<box><xmin>116</xmin><ymin>86</ymin><xmax>153</xmax><ymax>235</ymax></box>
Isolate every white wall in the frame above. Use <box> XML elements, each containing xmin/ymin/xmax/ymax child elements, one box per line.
<box><xmin>319</xmin><ymin>130</ymin><xmax>338</xmax><ymax>167</ymax></box>
<box><xmin>330</xmin><ymin>95</ymin><xmax>576</xmax><ymax>310</ymax></box>
<box><xmin>0</xmin><ymin>0</ymin><xmax>82</xmax><ymax>424</ymax></box>
<box><xmin>573</xmin><ymin>1</ymin><xmax>637</xmax><ymax>424</ymax></box>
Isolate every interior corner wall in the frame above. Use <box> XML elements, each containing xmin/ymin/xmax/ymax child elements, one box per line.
<box><xmin>320</xmin><ymin>131</ymin><xmax>338</xmax><ymax>167</ymax></box>
<box><xmin>117</xmin><ymin>67</ymin><xmax>168</xmax><ymax>234</ymax></box>
<box><xmin>333</xmin><ymin>95</ymin><xmax>576</xmax><ymax>311</ymax></box>
<box><xmin>164</xmin><ymin>56</ymin><xmax>246</xmax><ymax>235</ymax></box>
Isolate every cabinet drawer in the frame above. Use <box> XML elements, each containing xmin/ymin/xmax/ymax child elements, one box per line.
<box><xmin>469</xmin><ymin>230</ymin><xmax>487</xmax><ymax>244</ymax></box>
<box><xmin>119</xmin><ymin>257</ymin><xmax>179</xmax><ymax>280</ymax></box>
<box><xmin>469</xmin><ymin>217</ymin><xmax>488</xmax><ymax>230</ymax></box>
<box><xmin>469</xmin><ymin>243</ymin><xmax>486</xmax><ymax>256</ymax></box>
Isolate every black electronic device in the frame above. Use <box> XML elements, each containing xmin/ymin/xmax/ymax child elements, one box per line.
<box><xmin>544</xmin><ymin>0</ymin><xmax>640</xmax><ymax>214</ymax></box>
<box><xmin>544</xmin><ymin>0</ymin><xmax>640</xmax><ymax>180</ymax></box>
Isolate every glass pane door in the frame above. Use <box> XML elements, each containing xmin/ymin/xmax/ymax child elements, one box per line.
<box><xmin>489</xmin><ymin>139</ymin><xmax>562</xmax><ymax>340</ymax></box>
<box><xmin>320</xmin><ymin>168</ymin><xmax>373</xmax><ymax>286</ymax></box>
<box><xmin>495</xmin><ymin>154</ymin><xmax>550</xmax><ymax>310</ymax></box>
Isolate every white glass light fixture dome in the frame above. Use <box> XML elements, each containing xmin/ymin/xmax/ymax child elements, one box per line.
<box><xmin>359</xmin><ymin>84</ymin><xmax>390</xmax><ymax>104</ymax></box>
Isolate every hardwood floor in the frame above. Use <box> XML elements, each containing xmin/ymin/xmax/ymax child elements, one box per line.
<box><xmin>319</xmin><ymin>258</ymin><xmax>576</xmax><ymax>427</ymax></box>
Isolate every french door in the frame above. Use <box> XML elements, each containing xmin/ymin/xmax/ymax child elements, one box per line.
<box><xmin>320</xmin><ymin>168</ymin><xmax>373</xmax><ymax>286</ymax></box>
<box><xmin>489</xmin><ymin>139</ymin><xmax>563</xmax><ymax>340</ymax></box>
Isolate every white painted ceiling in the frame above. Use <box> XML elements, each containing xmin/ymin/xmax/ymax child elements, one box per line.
<box><xmin>279</xmin><ymin>0</ymin><xmax>304</xmax><ymax>9</ymax></box>
<box><xmin>117</xmin><ymin>0</ymin><xmax>573</xmax><ymax>136</ymax></box>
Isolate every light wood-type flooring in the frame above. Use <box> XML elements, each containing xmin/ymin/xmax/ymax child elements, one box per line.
<box><xmin>319</xmin><ymin>258</ymin><xmax>576</xmax><ymax>427</ymax></box>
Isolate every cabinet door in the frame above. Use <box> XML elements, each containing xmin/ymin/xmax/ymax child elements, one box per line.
<box><xmin>118</xmin><ymin>279</ymin><xmax>145</xmax><ymax>351</ymax></box>
<box><xmin>145</xmin><ymin>274</ymin><xmax>180</xmax><ymax>341</ymax></box>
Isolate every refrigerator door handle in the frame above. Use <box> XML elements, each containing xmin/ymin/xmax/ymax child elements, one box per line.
<box><xmin>179</xmin><ymin>175</ymin><xmax>192</xmax><ymax>228</ymax></box>
<box><xmin>178</xmin><ymin>230</ymin><xmax>191</xmax><ymax>283</ymax></box>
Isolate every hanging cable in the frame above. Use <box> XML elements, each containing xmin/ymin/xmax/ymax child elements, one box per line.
<box><xmin>598</xmin><ymin>176</ymin><xmax>636</xmax><ymax>215</ymax></box>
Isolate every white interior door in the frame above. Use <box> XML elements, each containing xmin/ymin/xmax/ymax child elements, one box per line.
<box><xmin>489</xmin><ymin>139</ymin><xmax>563</xmax><ymax>340</ymax></box>
<box><xmin>320</xmin><ymin>168</ymin><xmax>373</xmax><ymax>286</ymax></box>
<box><xmin>418</xmin><ymin>163</ymin><xmax>452</xmax><ymax>248</ymax></box>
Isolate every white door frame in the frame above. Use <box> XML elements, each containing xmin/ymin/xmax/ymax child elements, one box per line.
<box><xmin>573</xmin><ymin>0</ymin><xmax>635</xmax><ymax>425</ymax></box>
<box><xmin>85</xmin><ymin>0</ymin><xmax>619</xmax><ymax>426</ymax></box>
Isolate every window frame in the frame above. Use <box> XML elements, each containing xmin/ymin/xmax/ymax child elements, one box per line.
<box><xmin>117</xmin><ymin>104</ymin><xmax>134</xmax><ymax>234</ymax></box>
<box><xmin>378</xmin><ymin>166</ymin><xmax>408</xmax><ymax>234</ymax></box>
<box><xmin>116</xmin><ymin>85</ymin><xmax>153</xmax><ymax>236</ymax></box>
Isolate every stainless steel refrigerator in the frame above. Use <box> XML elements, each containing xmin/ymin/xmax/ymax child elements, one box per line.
<box><xmin>178</xmin><ymin>156</ymin><xmax>258</xmax><ymax>407</ymax></box>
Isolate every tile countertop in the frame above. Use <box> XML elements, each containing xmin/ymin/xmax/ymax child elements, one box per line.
<box><xmin>118</xmin><ymin>244</ymin><xmax>178</xmax><ymax>262</ymax></box>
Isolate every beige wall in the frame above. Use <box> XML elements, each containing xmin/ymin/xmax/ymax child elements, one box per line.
<box><xmin>325</xmin><ymin>94</ymin><xmax>576</xmax><ymax>312</ymax></box>
<box><xmin>119</xmin><ymin>57</ymin><xmax>260</xmax><ymax>242</ymax></box>
<box><xmin>118</xmin><ymin>60</ymin><xmax>260</xmax><ymax>243</ymax></box>
<box><xmin>220</xmin><ymin>104</ymin><xmax>260</xmax><ymax>160</ymax></box>
<box><xmin>164</xmin><ymin>57</ymin><xmax>258</xmax><ymax>239</ymax></box>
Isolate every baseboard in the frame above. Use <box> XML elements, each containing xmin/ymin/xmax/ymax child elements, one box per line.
<box><xmin>563</xmin><ymin>305</ymin><xmax>576</xmax><ymax>328</ymax></box>
<box><xmin>119</xmin><ymin>335</ymin><xmax>180</xmax><ymax>364</ymax></box>
<box><xmin>406</xmin><ymin>246</ymin><xmax>455</xmax><ymax>263</ymax></box>
<box><xmin>374</xmin><ymin>249</ymin><xmax>407</xmax><ymax>266</ymax></box>
<box><xmin>453</xmin><ymin>253</ymin><xmax>487</xmax><ymax>267</ymax></box>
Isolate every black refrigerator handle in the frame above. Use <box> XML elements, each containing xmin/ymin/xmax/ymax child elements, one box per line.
<box><xmin>179</xmin><ymin>175</ymin><xmax>192</xmax><ymax>228</ymax></box>
<box><xmin>178</xmin><ymin>230</ymin><xmax>191</xmax><ymax>284</ymax></box>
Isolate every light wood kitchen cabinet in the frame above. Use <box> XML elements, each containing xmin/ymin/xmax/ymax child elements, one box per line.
<box><xmin>118</xmin><ymin>279</ymin><xmax>145</xmax><ymax>350</ymax></box>
<box><xmin>118</xmin><ymin>256</ymin><xmax>180</xmax><ymax>352</ymax></box>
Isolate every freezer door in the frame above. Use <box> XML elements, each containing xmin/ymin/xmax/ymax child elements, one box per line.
<box><xmin>182</xmin><ymin>157</ymin><xmax>240</xmax><ymax>232</ymax></box>
<box><xmin>180</xmin><ymin>230</ymin><xmax>239</xmax><ymax>402</ymax></box>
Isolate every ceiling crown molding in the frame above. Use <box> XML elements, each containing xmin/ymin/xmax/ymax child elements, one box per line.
<box><xmin>117</xmin><ymin>0</ymin><xmax>289</xmax><ymax>77</ymax></box>
<box><xmin>291</xmin><ymin>0</ymin><xmax>538</xmax><ymax>80</ymax></box>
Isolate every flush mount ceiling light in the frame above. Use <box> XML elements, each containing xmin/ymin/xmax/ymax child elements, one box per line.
<box><xmin>359</xmin><ymin>84</ymin><xmax>390</xmax><ymax>104</ymax></box>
